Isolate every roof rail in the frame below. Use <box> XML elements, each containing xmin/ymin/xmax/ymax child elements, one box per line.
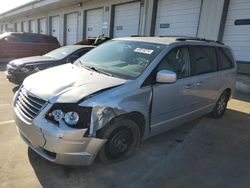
<box><xmin>176</xmin><ymin>37</ymin><xmax>224</xmax><ymax>45</ymax></box>
<box><xmin>130</xmin><ymin>35</ymin><xmax>147</xmax><ymax>37</ymax></box>
<box><xmin>159</xmin><ymin>35</ymin><xmax>191</xmax><ymax>38</ymax></box>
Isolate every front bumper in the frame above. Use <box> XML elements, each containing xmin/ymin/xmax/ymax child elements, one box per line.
<box><xmin>5</xmin><ymin>70</ymin><xmax>27</xmax><ymax>84</ymax></box>
<box><xmin>14</xmin><ymin>103</ymin><xmax>106</xmax><ymax>166</ymax></box>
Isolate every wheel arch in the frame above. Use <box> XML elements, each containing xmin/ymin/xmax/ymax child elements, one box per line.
<box><xmin>98</xmin><ymin>111</ymin><xmax>146</xmax><ymax>138</ymax></box>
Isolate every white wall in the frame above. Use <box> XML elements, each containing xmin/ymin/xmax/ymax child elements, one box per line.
<box><xmin>223</xmin><ymin>0</ymin><xmax>250</xmax><ymax>62</ymax></box>
<box><xmin>0</xmin><ymin>22</ymin><xmax>14</xmax><ymax>33</ymax></box>
<box><xmin>0</xmin><ymin>0</ymin><xmax>233</xmax><ymax>45</ymax></box>
<box><xmin>140</xmin><ymin>0</ymin><xmax>155</xmax><ymax>36</ymax></box>
<box><xmin>197</xmin><ymin>0</ymin><xmax>225</xmax><ymax>40</ymax></box>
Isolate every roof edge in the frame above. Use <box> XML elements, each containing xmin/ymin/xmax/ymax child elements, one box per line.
<box><xmin>0</xmin><ymin>0</ymin><xmax>42</xmax><ymax>17</ymax></box>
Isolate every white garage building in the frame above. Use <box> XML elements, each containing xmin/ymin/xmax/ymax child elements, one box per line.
<box><xmin>155</xmin><ymin>0</ymin><xmax>202</xmax><ymax>37</ymax></box>
<box><xmin>0</xmin><ymin>0</ymin><xmax>249</xmax><ymax>67</ymax></box>
<box><xmin>223</xmin><ymin>0</ymin><xmax>250</xmax><ymax>64</ymax></box>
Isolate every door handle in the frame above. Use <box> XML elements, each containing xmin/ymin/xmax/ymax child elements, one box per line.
<box><xmin>185</xmin><ymin>83</ymin><xmax>195</xmax><ymax>89</ymax></box>
<box><xmin>196</xmin><ymin>81</ymin><xmax>203</xmax><ymax>86</ymax></box>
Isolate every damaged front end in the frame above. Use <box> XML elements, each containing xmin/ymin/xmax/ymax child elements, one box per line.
<box><xmin>14</xmin><ymin>69</ymin><xmax>152</xmax><ymax>166</ymax></box>
<box><xmin>80</xmin><ymin>85</ymin><xmax>153</xmax><ymax>139</ymax></box>
<box><xmin>14</xmin><ymin>94</ymin><xmax>107</xmax><ymax>166</ymax></box>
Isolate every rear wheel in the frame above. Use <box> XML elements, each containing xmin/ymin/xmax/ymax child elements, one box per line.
<box><xmin>98</xmin><ymin>119</ymin><xmax>141</xmax><ymax>163</ymax></box>
<box><xmin>209</xmin><ymin>90</ymin><xmax>230</xmax><ymax>118</ymax></box>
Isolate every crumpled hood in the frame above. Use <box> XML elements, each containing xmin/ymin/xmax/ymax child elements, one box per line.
<box><xmin>10</xmin><ymin>56</ymin><xmax>56</xmax><ymax>66</ymax></box>
<box><xmin>22</xmin><ymin>64</ymin><xmax>126</xmax><ymax>103</ymax></box>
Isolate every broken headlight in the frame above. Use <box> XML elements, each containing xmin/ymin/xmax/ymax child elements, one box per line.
<box><xmin>46</xmin><ymin>103</ymin><xmax>92</xmax><ymax>129</ymax></box>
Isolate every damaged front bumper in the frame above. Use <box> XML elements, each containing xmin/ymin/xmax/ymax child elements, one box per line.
<box><xmin>5</xmin><ymin>64</ymin><xmax>28</xmax><ymax>84</ymax></box>
<box><xmin>14</xmin><ymin>105</ymin><xmax>106</xmax><ymax>166</ymax></box>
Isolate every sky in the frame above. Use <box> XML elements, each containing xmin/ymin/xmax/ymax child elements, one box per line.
<box><xmin>0</xmin><ymin>0</ymin><xmax>33</xmax><ymax>14</ymax></box>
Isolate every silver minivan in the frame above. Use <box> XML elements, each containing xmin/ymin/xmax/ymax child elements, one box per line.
<box><xmin>13</xmin><ymin>37</ymin><xmax>236</xmax><ymax>165</ymax></box>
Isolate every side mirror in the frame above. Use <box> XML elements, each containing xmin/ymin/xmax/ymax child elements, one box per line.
<box><xmin>156</xmin><ymin>70</ymin><xmax>177</xmax><ymax>84</ymax></box>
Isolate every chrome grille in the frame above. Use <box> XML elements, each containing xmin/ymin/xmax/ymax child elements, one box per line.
<box><xmin>15</xmin><ymin>88</ymin><xmax>46</xmax><ymax>121</ymax></box>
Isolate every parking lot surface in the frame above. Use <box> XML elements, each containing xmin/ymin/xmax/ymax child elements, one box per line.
<box><xmin>0</xmin><ymin>62</ymin><xmax>250</xmax><ymax>188</ymax></box>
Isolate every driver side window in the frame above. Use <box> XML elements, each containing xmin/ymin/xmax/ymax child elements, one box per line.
<box><xmin>157</xmin><ymin>47</ymin><xmax>191</xmax><ymax>79</ymax></box>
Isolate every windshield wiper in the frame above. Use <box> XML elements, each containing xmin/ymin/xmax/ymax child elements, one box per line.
<box><xmin>79</xmin><ymin>61</ymin><xmax>113</xmax><ymax>77</ymax></box>
<box><xmin>89</xmin><ymin>67</ymin><xmax>113</xmax><ymax>77</ymax></box>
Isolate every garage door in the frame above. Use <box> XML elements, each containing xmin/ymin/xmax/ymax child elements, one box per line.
<box><xmin>30</xmin><ymin>20</ymin><xmax>36</xmax><ymax>33</ymax></box>
<box><xmin>223</xmin><ymin>0</ymin><xmax>250</xmax><ymax>62</ymax></box>
<box><xmin>65</xmin><ymin>13</ymin><xmax>78</xmax><ymax>45</ymax></box>
<box><xmin>1</xmin><ymin>25</ymin><xmax>4</xmax><ymax>33</ymax></box>
<box><xmin>113</xmin><ymin>2</ymin><xmax>141</xmax><ymax>37</ymax></box>
<box><xmin>22</xmin><ymin>21</ymin><xmax>28</xmax><ymax>32</ymax></box>
<box><xmin>155</xmin><ymin>0</ymin><xmax>202</xmax><ymax>37</ymax></box>
<box><xmin>50</xmin><ymin>16</ymin><xmax>60</xmax><ymax>44</ymax></box>
<box><xmin>16</xmin><ymin>22</ymin><xmax>22</xmax><ymax>32</ymax></box>
<box><xmin>6</xmin><ymin>24</ymin><xmax>14</xmax><ymax>32</ymax></box>
<box><xmin>86</xmin><ymin>8</ymin><xmax>103</xmax><ymax>38</ymax></box>
<box><xmin>39</xmin><ymin>18</ymin><xmax>47</xmax><ymax>34</ymax></box>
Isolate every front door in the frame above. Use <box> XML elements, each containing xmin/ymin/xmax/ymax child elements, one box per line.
<box><xmin>150</xmin><ymin>46</ymin><xmax>200</xmax><ymax>135</ymax></box>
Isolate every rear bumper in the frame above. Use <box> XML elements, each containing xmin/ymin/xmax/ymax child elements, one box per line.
<box><xmin>14</xmin><ymin>104</ymin><xmax>106</xmax><ymax>166</ymax></box>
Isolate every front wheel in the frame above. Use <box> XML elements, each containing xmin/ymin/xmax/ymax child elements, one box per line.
<box><xmin>98</xmin><ymin>119</ymin><xmax>141</xmax><ymax>163</ymax></box>
<box><xmin>209</xmin><ymin>90</ymin><xmax>230</xmax><ymax>118</ymax></box>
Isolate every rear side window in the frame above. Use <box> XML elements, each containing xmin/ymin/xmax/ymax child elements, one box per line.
<box><xmin>23</xmin><ymin>35</ymin><xmax>39</xmax><ymax>43</ymax></box>
<box><xmin>5</xmin><ymin>34</ymin><xmax>23</xmax><ymax>43</ymax></box>
<box><xmin>24</xmin><ymin>35</ymin><xmax>57</xmax><ymax>44</ymax></box>
<box><xmin>190</xmin><ymin>46</ymin><xmax>217</xmax><ymax>75</ymax></box>
<box><xmin>217</xmin><ymin>48</ymin><xmax>234</xmax><ymax>70</ymax></box>
<box><xmin>8</xmin><ymin>34</ymin><xmax>59</xmax><ymax>44</ymax></box>
<box><xmin>9</xmin><ymin>34</ymin><xmax>38</xmax><ymax>43</ymax></box>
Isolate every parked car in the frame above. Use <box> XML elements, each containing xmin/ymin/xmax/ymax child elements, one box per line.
<box><xmin>13</xmin><ymin>37</ymin><xmax>236</xmax><ymax>166</ymax></box>
<box><xmin>0</xmin><ymin>32</ymin><xmax>60</xmax><ymax>59</ymax></box>
<box><xmin>5</xmin><ymin>45</ymin><xmax>94</xmax><ymax>84</ymax></box>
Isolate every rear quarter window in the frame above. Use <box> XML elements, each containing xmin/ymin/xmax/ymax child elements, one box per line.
<box><xmin>190</xmin><ymin>46</ymin><xmax>217</xmax><ymax>75</ymax></box>
<box><xmin>41</xmin><ymin>36</ymin><xmax>59</xmax><ymax>44</ymax></box>
<box><xmin>217</xmin><ymin>48</ymin><xmax>234</xmax><ymax>70</ymax></box>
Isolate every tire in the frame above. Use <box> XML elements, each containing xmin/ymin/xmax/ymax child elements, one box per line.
<box><xmin>98</xmin><ymin>119</ymin><xmax>141</xmax><ymax>163</ymax></box>
<box><xmin>209</xmin><ymin>90</ymin><xmax>230</xmax><ymax>119</ymax></box>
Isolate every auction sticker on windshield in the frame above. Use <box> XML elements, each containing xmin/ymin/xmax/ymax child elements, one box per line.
<box><xmin>134</xmin><ymin>48</ymin><xmax>154</xmax><ymax>55</ymax></box>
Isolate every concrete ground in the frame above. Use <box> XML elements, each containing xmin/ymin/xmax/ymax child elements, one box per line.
<box><xmin>0</xmin><ymin>62</ymin><xmax>250</xmax><ymax>188</ymax></box>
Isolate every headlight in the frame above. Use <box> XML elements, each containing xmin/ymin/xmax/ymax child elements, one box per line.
<box><xmin>46</xmin><ymin>103</ymin><xmax>92</xmax><ymax>129</ymax></box>
<box><xmin>64</xmin><ymin>111</ymin><xmax>79</xmax><ymax>125</ymax></box>
<box><xmin>52</xmin><ymin>109</ymin><xmax>64</xmax><ymax>121</ymax></box>
<box><xmin>20</xmin><ymin>65</ymin><xmax>34</xmax><ymax>73</ymax></box>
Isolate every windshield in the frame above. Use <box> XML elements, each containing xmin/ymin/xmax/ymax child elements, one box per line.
<box><xmin>44</xmin><ymin>46</ymin><xmax>78</xmax><ymax>59</ymax></box>
<box><xmin>75</xmin><ymin>40</ymin><xmax>165</xmax><ymax>79</ymax></box>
